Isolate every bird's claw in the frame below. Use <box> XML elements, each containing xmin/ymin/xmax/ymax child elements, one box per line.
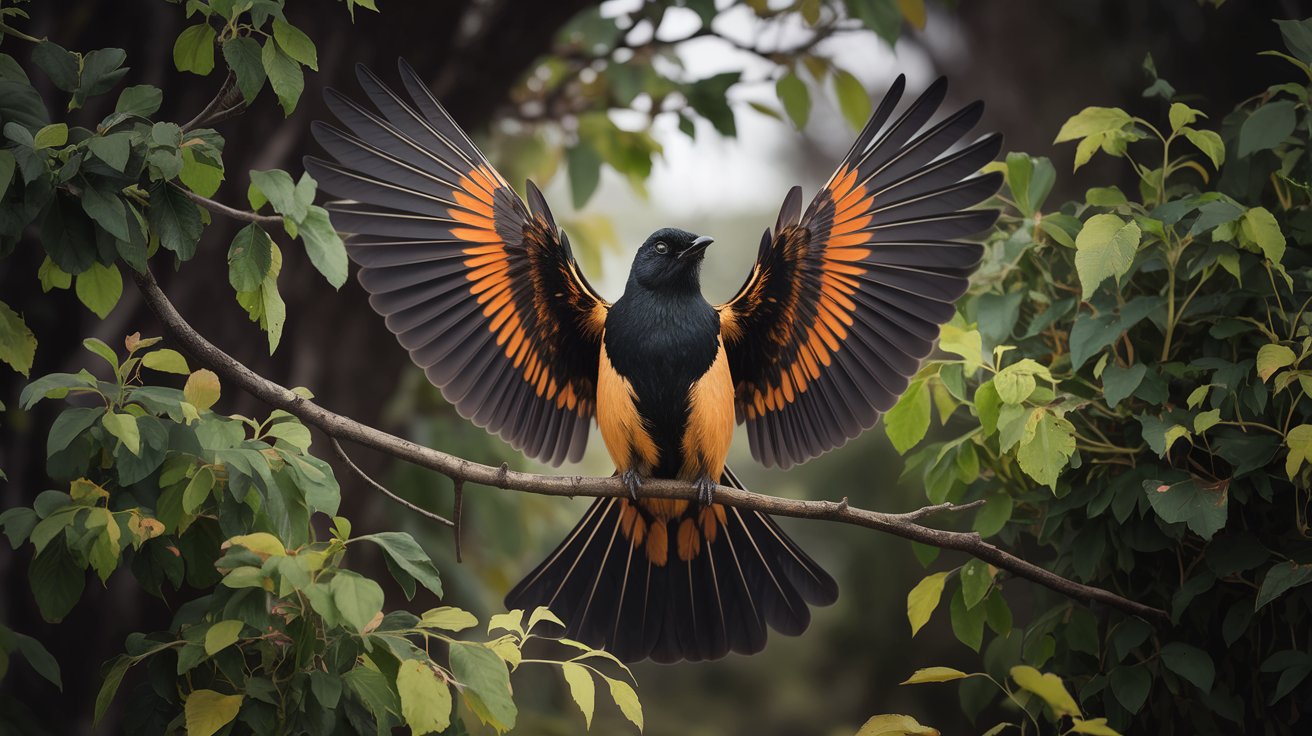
<box><xmin>694</xmin><ymin>475</ymin><xmax>717</xmax><ymax>507</ymax></box>
<box><xmin>621</xmin><ymin>469</ymin><xmax>643</xmax><ymax>500</ymax></box>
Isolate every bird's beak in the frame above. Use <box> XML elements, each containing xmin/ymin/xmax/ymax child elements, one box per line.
<box><xmin>679</xmin><ymin>235</ymin><xmax>715</xmax><ymax>259</ymax></box>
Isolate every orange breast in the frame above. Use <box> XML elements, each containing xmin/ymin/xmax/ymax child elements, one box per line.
<box><xmin>596</xmin><ymin>337</ymin><xmax>660</xmax><ymax>475</ymax></box>
<box><xmin>678</xmin><ymin>338</ymin><xmax>734</xmax><ymax>482</ymax></box>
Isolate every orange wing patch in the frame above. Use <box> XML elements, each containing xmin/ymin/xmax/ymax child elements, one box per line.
<box><xmin>679</xmin><ymin>338</ymin><xmax>735</xmax><ymax>482</ymax></box>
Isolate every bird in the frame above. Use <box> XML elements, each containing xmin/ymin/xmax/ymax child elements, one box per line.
<box><xmin>305</xmin><ymin>60</ymin><xmax>1001</xmax><ymax>663</ymax></box>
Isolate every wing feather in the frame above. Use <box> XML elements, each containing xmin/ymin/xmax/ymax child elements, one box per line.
<box><xmin>719</xmin><ymin>76</ymin><xmax>1000</xmax><ymax>468</ymax></box>
<box><xmin>306</xmin><ymin>62</ymin><xmax>607</xmax><ymax>465</ymax></box>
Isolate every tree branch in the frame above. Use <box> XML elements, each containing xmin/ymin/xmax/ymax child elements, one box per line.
<box><xmin>132</xmin><ymin>267</ymin><xmax>1168</xmax><ymax>623</ymax></box>
<box><xmin>174</xmin><ymin>184</ymin><xmax>282</xmax><ymax>226</ymax></box>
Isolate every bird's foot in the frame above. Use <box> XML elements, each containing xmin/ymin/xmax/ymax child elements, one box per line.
<box><xmin>693</xmin><ymin>475</ymin><xmax>717</xmax><ymax>507</ymax></box>
<box><xmin>621</xmin><ymin>469</ymin><xmax>643</xmax><ymax>500</ymax></box>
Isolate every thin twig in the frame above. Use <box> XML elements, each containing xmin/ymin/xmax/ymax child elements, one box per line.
<box><xmin>330</xmin><ymin>438</ymin><xmax>455</xmax><ymax>527</ymax></box>
<box><xmin>453</xmin><ymin>479</ymin><xmax>464</xmax><ymax>564</ymax></box>
<box><xmin>174</xmin><ymin>184</ymin><xmax>283</xmax><ymax>226</ymax></box>
<box><xmin>133</xmin><ymin>267</ymin><xmax>1168</xmax><ymax>623</ymax></box>
<box><xmin>182</xmin><ymin>73</ymin><xmax>244</xmax><ymax>132</ymax></box>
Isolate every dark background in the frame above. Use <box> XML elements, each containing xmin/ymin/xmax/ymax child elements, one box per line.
<box><xmin>1</xmin><ymin>0</ymin><xmax>1306</xmax><ymax>733</ymax></box>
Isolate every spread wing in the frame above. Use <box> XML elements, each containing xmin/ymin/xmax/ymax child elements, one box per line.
<box><xmin>304</xmin><ymin>62</ymin><xmax>607</xmax><ymax>466</ymax></box>
<box><xmin>718</xmin><ymin>76</ymin><xmax>1002</xmax><ymax>469</ymax></box>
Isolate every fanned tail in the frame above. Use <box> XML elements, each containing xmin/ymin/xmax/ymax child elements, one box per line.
<box><xmin>504</xmin><ymin>467</ymin><xmax>838</xmax><ymax>663</ymax></box>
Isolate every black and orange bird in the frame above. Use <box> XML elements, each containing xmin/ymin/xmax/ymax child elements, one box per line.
<box><xmin>306</xmin><ymin>61</ymin><xmax>1000</xmax><ymax>663</ymax></box>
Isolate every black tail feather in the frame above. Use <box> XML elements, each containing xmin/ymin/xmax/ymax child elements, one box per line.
<box><xmin>504</xmin><ymin>467</ymin><xmax>838</xmax><ymax>663</ymax></box>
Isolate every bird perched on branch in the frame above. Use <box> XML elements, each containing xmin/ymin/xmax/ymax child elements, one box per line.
<box><xmin>306</xmin><ymin>61</ymin><xmax>1000</xmax><ymax>663</ymax></box>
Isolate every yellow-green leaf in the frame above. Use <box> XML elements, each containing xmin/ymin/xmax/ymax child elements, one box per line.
<box><xmin>900</xmin><ymin>667</ymin><xmax>969</xmax><ymax>685</ymax></box>
<box><xmin>1257</xmin><ymin>344</ymin><xmax>1297</xmax><ymax>382</ymax></box>
<box><xmin>203</xmin><ymin>620</ymin><xmax>244</xmax><ymax>656</ymax></box>
<box><xmin>183</xmin><ymin>689</ymin><xmax>243</xmax><ymax>736</ymax></box>
<box><xmin>1010</xmin><ymin>665</ymin><xmax>1081</xmax><ymax>717</ymax></box>
<box><xmin>906</xmin><ymin>572</ymin><xmax>947</xmax><ymax>636</ymax></box>
<box><xmin>857</xmin><ymin>713</ymin><xmax>940</xmax><ymax>735</ymax></box>
<box><xmin>0</xmin><ymin>300</ymin><xmax>36</xmax><ymax>376</ymax></box>
<box><xmin>141</xmin><ymin>348</ymin><xmax>190</xmax><ymax>374</ymax></box>
<box><xmin>561</xmin><ymin>662</ymin><xmax>596</xmax><ymax>729</ymax></box>
<box><xmin>1070</xmin><ymin>718</ymin><xmax>1123</xmax><ymax>735</ymax></box>
<box><xmin>184</xmin><ymin>369</ymin><xmax>221</xmax><ymax>410</ymax></box>
<box><xmin>1183</xmin><ymin>128</ymin><xmax>1224</xmax><ymax>168</ymax></box>
<box><xmin>419</xmin><ymin>606</ymin><xmax>478</xmax><ymax>632</ymax></box>
<box><xmin>603</xmin><ymin>675</ymin><xmax>643</xmax><ymax>731</ymax></box>
<box><xmin>75</xmin><ymin>262</ymin><xmax>123</xmax><ymax>319</ymax></box>
<box><xmin>1240</xmin><ymin>206</ymin><xmax>1286</xmax><ymax>264</ymax></box>
<box><xmin>1286</xmin><ymin>424</ymin><xmax>1312</xmax><ymax>478</ymax></box>
<box><xmin>224</xmin><ymin>532</ymin><xmax>285</xmax><ymax>559</ymax></box>
<box><xmin>1075</xmin><ymin>214</ymin><xmax>1141</xmax><ymax>298</ymax></box>
<box><xmin>396</xmin><ymin>659</ymin><xmax>452</xmax><ymax>735</ymax></box>
<box><xmin>102</xmin><ymin>412</ymin><xmax>141</xmax><ymax>455</ymax></box>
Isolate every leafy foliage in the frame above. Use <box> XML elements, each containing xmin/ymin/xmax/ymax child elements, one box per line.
<box><xmin>880</xmin><ymin>19</ymin><xmax>1312</xmax><ymax>733</ymax></box>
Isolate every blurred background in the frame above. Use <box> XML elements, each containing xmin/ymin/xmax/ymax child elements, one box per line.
<box><xmin>0</xmin><ymin>0</ymin><xmax>1306</xmax><ymax>733</ymax></box>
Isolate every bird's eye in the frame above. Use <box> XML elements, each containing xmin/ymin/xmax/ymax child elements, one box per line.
<box><xmin>654</xmin><ymin>242</ymin><xmax>669</xmax><ymax>254</ymax></box>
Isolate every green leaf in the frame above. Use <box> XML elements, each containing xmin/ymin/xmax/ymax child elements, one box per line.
<box><xmin>1010</xmin><ymin>665</ymin><xmax>1081</xmax><ymax>717</ymax></box>
<box><xmin>833</xmin><ymin>70</ymin><xmax>871</xmax><ymax>130</ymax></box>
<box><xmin>1240</xmin><ymin>206</ymin><xmax>1285</xmax><ymax>264</ymax></box>
<box><xmin>1102</xmin><ymin>363</ymin><xmax>1147</xmax><ymax>408</ymax></box>
<box><xmin>856</xmin><ymin>714</ymin><xmax>939</xmax><ymax>735</ymax></box>
<box><xmin>1168</xmin><ymin>102</ymin><xmax>1202</xmax><ymax>131</ymax></box>
<box><xmin>1183</xmin><ymin>128</ymin><xmax>1225</xmax><ymax>169</ymax></box>
<box><xmin>33</xmin><ymin>123</ymin><xmax>68</xmax><ymax>149</ymax></box>
<box><xmin>173</xmin><ymin>24</ymin><xmax>218</xmax><ymax>75</ymax></box>
<box><xmin>1160</xmin><ymin>642</ymin><xmax>1214</xmax><ymax>692</ymax></box>
<box><xmin>115</xmin><ymin>85</ymin><xmax>163</xmax><ymax>117</ymax></box>
<box><xmin>87</xmin><ymin>132</ymin><xmax>132</xmax><ymax>171</ymax></box>
<box><xmin>82</xmin><ymin>337</ymin><xmax>119</xmax><ymax>369</ymax></box>
<box><xmin>973</xmin><ymin>493</ymin><xmax>1012</xmax><ymax>537</ymax></box>
<box><xmin>228</xmin><ymin>223</ymin><xmax>273</xmax><ymax>292</ymax></box>
<box><xmin>47</xmin><ymin>407</ymin><xmax>104</xmax><ymax>458</ymax></box>
<box><xmin>948</xmin><ymin>587</ymin><xmax>984</xmax><ymax>651</ymax></box>
<box><xmin>959</xmin><ymin>559</ymin><xmax>991</xmax><ymax>609</ymax></box>
<box><xmin>148</xmin><ymin>182</ymin><xmax>203</xmax><ymax>261</ymax></box>
<box><xmin>203</xmin><ymin>620</ymin><xmax>244</xmax><ymax>655</ymax></box>
<box><xmin>561</xmin><ymin>662</ymin><xmax>596</xmax><ymax>729</ymax></box>
<box><xmin>182</xmin><ymin>466</ymin><xmax>215</xmax><ymax>514</ymax></box>
<box><xmin>1143</xmin><ymin>478</ymin><xmax>1228</xmax><ymax>540</ymax></box>
<box><xmin>884</xmin><ymin>379</ymin><xmax>929</xmax><ymax>453</ymax></box>
<box><xmin>0</xmin><ymin>301</ymin><xmax>36</xmax><ymax>376</ymax></box>
<box><xmin>1109</xmin><ymin>665</ymin><xmax>1151</xmax><ymax>714</ymax></box>
<box><xmin>32</xmin><ymin>41</ymin><xmax>79</xmax><ymax>91</ymax></box>
<box><xmin>179</xmin><ymin>147</ymin><xmax>224</xmax><ymax>197</ymax></box>
<box><xmin>776</xmin><ymin>72</ymin><xmax>810</xmax><ymax>128</ymax></box>
<box><xmin>396</xmin><ymin>659</ymin><xmax>452</xmax><ymax>735</ymax></box>
<box><xmin>993</xmin><ymin>358</ymin><xmax>1049</xmax><ymax>404</ymax></box>
<box><xmin>299</xmin><ymin>206</ymin><xmax>348</xmax><ymax>288</ymax></box>
<box><xmin>1238</xmin><ymin>100</ymin><xmax>1296</xmax><ymax>157</ymax></box>
<box><xmin>249</xmin><ymin>169</ymin><xmax>307</xmax><ymax>222</ymax></box>
<box><xmin>272</xmin><ymin>19</ymin><xmax>318</xmax><ymax>71</ymax></box>
<box><xmin>451</xmin><ymin>642</ymin><xmax>516</xmax><ymax>731</ymax></box>
<box><xmin>93</xmin><ymin>656</ymin><xmax>132</xmax><ymax>726</ymax></box>
<box><xmin>1017</xmin><ymin>409</ymin><xmax>1075</xmax><ymax>489</ymax></box>
<box><xmin>261</xmin><ymin>39</ymin><xmax>304</xmax><ymax>115</ymax></box>
<box><xmin>685</xmin><ymin>72</ymin><xmax>739</xmax><ymax>136</ymax></box>
<box><xmin>0</xmin><ymin>149</ymin><xmax>15</xmax><ymax>201</ymax></box>
<box><xmin>102</xmin><ymin>411</ymin><xmax>141</xmax><ymax>455</ymax></box>
<box><xmin>900</xmin><ymin>666</ymin><xmax>969</xmax><ymax>685</ymax></box>
<box><xmin>221</xmin><ymin>37</ymin><xmax>266</xmax><ymax>103</ymax></box>
<box><xmin>184</xmin><ymin>689</ymin><xmax>243</xmax><ymax>736</ymax></box>
<box><xmin>1287</xmin><ymin>424</ymin><xmax>1312</xmax><ymax>478</ymax></box>
<box><xmin>29</xmin><ymin>541</ymin><xmax>84</xmax><ymax>623</ymax></box>
<box><xmin>1255</xmin><ymin>561</ymin><xmax>1312</xmax><ymax>610</ymax></box>
<box><xmin>356</xmin><ymin>532</ymin><xmax>443</xmax><ymax>598</ymax></box>
<box><xmin>74</xmin><ymin>262</ymin><xmax>122</xmax><ymax>319</ymax></box>
<box><xmin>330</xmin><ymin>571</ymin><xmax>384</xmax><ymax>633</ymax></box>
<box><xmin>1257</xmin><ymin>343</ymin><xmax>1296</xmax><ymax>382</ymax></box>
<box><xmin>1075</xmin><ymin>214</ymin><xmax>1141</xmax><ymax>298</ymax></box>
<box><xmin>13</xmin><ymin>633</ymin><xmax>61</xmax><ymax>689</ymax></box>
<box><xmin>343</xmin><ymin>666</ymin><xmax>400</xmax><ymax>721</ymax></box>
<box><xmin>603</xmin><ymin>674</ymin><xmax>643</xmax><ymax>731</ymax></box>
<box><xmin>906</xmin><ymin>571</ymin><xmax>946</xmax><ymax>636</ymax></box>
<box><xmin>184</xmin><ymin>369</ymin><xmax>221</xmax><ymax>410</ymax></box>
<box><xmin>567</xmin><ymin>141</ymin><xmax>602</xmax><ymax>209</ymax></box>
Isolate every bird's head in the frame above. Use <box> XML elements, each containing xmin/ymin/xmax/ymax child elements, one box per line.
<box><xmin>628</xmin><ymin>227</ymin><xmax>715</xmax><ymax>292</ymax></box>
